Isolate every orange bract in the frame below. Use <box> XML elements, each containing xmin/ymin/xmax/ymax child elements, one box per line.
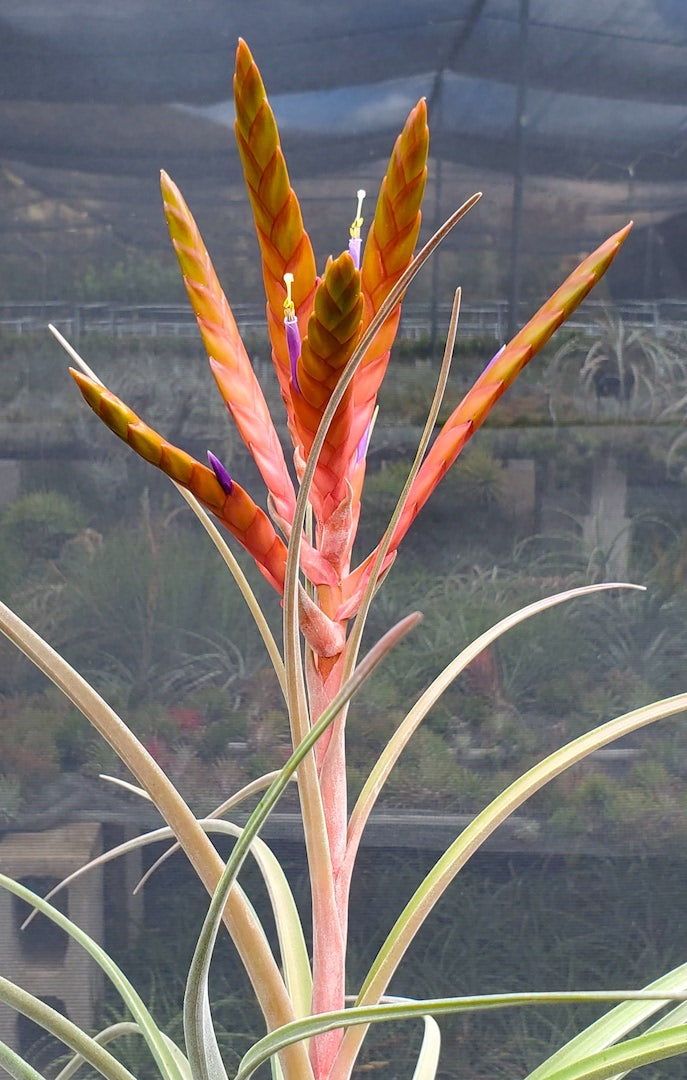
<box><xmin>351</xmin><ymin>99</ymin><xmax>429</xmax><ymax>450</ymax></box>
<box><xmin>160</xmin><ymin>170</ymin><xmax>297</xmax><ymax>528</ymax></box>
<box><xmin>70</xmin><ymin>369</ymin><xmax>288</xmax><ymax>593</ymax></box>
<box><xmin>340</xmin><ymin>223</ymin><xmax>633</xmax><ymax>615</ymax></box>
<box><xmin>233</xmin><ymin>38</ymin><xmax>317</xmax><ymax>423</ymax></box>
<box><xmin>296</xmin><ymin>252</ymin><xmax>363</xmax><ymax>521</ymax></box>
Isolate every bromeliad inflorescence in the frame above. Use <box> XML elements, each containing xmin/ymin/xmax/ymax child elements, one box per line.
<box><xmin>68</xmin><ymin>38</ymin><xmax>631</xmax><ymax>1080</ymax></box>
<box><xmin>71</xmin><ymin>40</ymin><xmax>629</xmax><ymax>660</ymax></box>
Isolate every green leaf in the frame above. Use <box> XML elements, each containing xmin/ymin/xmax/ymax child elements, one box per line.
<box><xmin>0</xmin><ymin>875</ymin><xmax>184</xmax><ymax>1080</ymax></box>
<box><xmin>55</xmin><ymin>1023</ymin><xmax>142</xmax><ymax>1080</ymax></box>
<box><xmin>0</xmin><ymin>977</ymin><xmax>137</xmax><ymax>1080</ymax></box>
<box><xmin>341</xmin><ymin>287</ymin><xmax>462</xmax><ymax>690</ymax></box>
<box><xmin>0</xmin><ymin>1040</ymin><xmax>47</xmax><ymax>1080</ymax></box>
<box><xmin>383</xmin><ymin>998</ymin><xmax>442</xmax><ymax>1080</ymax></box>
<box><xmin>0</xmin><ymin>598</ymin><xmax>299</xmax><ymax>1051</ymax></box>
<box><xmin>124</xmin><ymin>770</ymin><xmax>293</xmax><ymax>896</ymax></box>
<box><xmin>346</xmin><ymin>582</ymin><xmax>644</xmax><ymax>873</ymax></box>
<box><xmin>193</xmin><ymin>822</ymin><xmax>314</xmax><ymax>1020</ymax></box>
<box><xmin>538</xmin><ymin>1025</ymin><xmax>687</xmax><ymax>1080</ymax></box>
<box><xmin>21</xmin><ymin>818</ymin><xmax>312</xmax><ymax>1024</ymax></box>
<box><xmin>170</xmin><ymin>483</ymin><xmax>286</xmax><ymax>694</ymax></box>
<box><xmin>412</xmin><ymin>1014</ymin><xmax>441</xmax><ymax>1080</ymax></box>
<box><xmin>54</xmin><ymin>1023</ymin><xmax>193</xmax><ymax>1080</ymax></box>
<box><xmin>525</xmin><ymin>962</ymin><xmax>687</xmax><ymax>1080</ymax></box>
<box><xmin>333</xmin><ymin>690</ymin><xmax>687</xmax><ymax>1080</ymax></box>
<box><xmin>233</xmin><ymin>992</ymin><xmax>687</xmax><ymax>1080</ymax></box>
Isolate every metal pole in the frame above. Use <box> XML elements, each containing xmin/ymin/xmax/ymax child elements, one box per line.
<box><xmin>429</xmin><ymin>84</ymin><xmax>444</xmax><ymax>360</ymax></box>
<box><xmin>426</xmin><ymin>0</ymin><xmax>489</xmax><ymax>358</ymax></box>
<box><xmin>507</xmin><ymin>0</ymin><xmax>530</xmax><ymax>340</ymax></box>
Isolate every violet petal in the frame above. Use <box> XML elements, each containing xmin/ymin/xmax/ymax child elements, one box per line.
<box><xmin>285</xmin><ymin>317</ymin><xmax>301</xmax><ymax>391</ymax></box>
<box><xmin>207</xmin><ymin>450</ymin><xmax>233</xmax><ymax>495</ymax></box>
<box><xmin>348</xmin><ymin>235</ymin><xmax>362</xmax><ymax>270</ymax></box>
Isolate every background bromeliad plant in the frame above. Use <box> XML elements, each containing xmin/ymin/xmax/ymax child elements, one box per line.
<box><xmin>3</xmin><ymin>37</ymin><xmax>687</xmax><ymax>1080</ymax></box>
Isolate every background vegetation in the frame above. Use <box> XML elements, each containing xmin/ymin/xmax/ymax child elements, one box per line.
<box><xmin>3</xmin><ymin>322</ymin><xmax>687</xmax><ymax>848</ymax></box>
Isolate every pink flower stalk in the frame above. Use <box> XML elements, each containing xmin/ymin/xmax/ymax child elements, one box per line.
<box><xmin>70</xmin><ymin>38</ymin><xmax>631</xmax><ymax>1080</ymax></box>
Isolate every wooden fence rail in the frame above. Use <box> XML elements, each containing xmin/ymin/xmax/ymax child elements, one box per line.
<box><xmin>3</xmin><ymin>299</ymin><xmax>687</xmax><ymax>344</ymax></box>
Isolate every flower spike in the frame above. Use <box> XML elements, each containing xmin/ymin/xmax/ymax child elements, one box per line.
<box><xmin>350</xmin><ymin>222</ymin><xmax>634</xmax><ymax>593</ymax></box>
<box><xmin>350</xmin><ymin>98</ymin><xmax>429</xmax><ymax>452</ymax></box>
<box><xmin>160</xmin><ymin>170</ymin><xmax>297</xmax><ymax>526</ymax></box>
<box><xmin>361</xmin><ymin>100</ymin><xmax>429</xmax><ymax>314</ymax></box>
<box><xmin>294</xmin><ymin>252</ymin><xmax>364</xmax><ymax>521</ymax></box>
<box><xmin>234</xmin><ymin>38</ymin><xmax>317</xmax><ymax>425</ymax></box>
<box><xmin>70</xmin><ymin>369</ymin><xmax>288</xmax><ymax>592</ymax></box>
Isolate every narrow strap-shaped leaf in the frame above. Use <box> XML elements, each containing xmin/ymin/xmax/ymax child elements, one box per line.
<box><xmin>333</xmin><ymin>690</ymin><xmax>687</xmax><ymax>1080</ymax></box>
<box><xmin>55</xmin><ymin>1024</ymin><xmax>192</xmax><ymax>1080</ymax></box>
<box><xmin>376</xmin><ymin>222</ymin><xmax>632</xmax><ymax>561</ymax></box>
<box><xmin>335</xmin><ymin>289</ymin><xmax>461</xmax><ymax>624</ymax></box>
<box><xmin>608</xmin><ymin>1001</ymin><xmax>687</xmax><ymax>1080</ymax></box>
<box><xmin>24</xmin><ymin>818</ymin><xmax>312</xmax><ymax>1026</ymax></box>
<box><xmin>537</xmin><ymin>1026</ymin><xmax>687</xmax><ymax>1080</ymax></box>
<box><xmin>525</xmin><ymin>962</ymin><xmax>687</xmax><ymax>1080</ymax></box>
<box><xmin>237</xmin><ymin>994</ymin><xmax>687</xmax><ymax>1080</ymax></box>
<box><xmin>170</xmin><ymin>486</ymin><xmax>287</xmax><ymax>692</ymax></box>
<box><xmin>381</xmin><ymin>997</ymin><xmax>441</xmax><ymax>1080</ymax></box>
<box><xmin>70</xmin><ymin>368</ymin><xmax>289</xmax><ymax>592</ymax></box>
<box><xmin>0</xmin><ymin>977</ymin><xmax>140</xmax><ymax>1080</ymax></box>
<box><xmin>233</xmin><ymin>39</ymin><xmax>317</xmax><ymax>419</ymax></box>
<box><xmin>161</xmin><ymin>170</ymin><xmax>297</xmax><ymax>524</ymax></box>
<box><xmin>0</xmin><ymin>878</ymin><xmax>183</xmax><ymax>1080</ymax></box>
<box><xmin>412</xmin><ymin>1014</ymin><xmax>441</xmax><ymax>1080</ymax></box>
<box><xmin>344</xmin><ymin>583</ymin><xmax>643</xmax><ymax>885</ymax></box>
<box><xmin>0</xmin><ymin>600</ymin><xmax>309</xmax><ymax>1080</ymax></box>
<box><xmin>128</xmin><ymin>771</ymin><xmax>291</xmax><ymax>896</ymax></box>
<box><xmin>54</xmin><ymin>1023</ymin><xmax>190</xmax><ymax>1080</ymax></box>
<box><xmin>0</xmin><ymin>1040</ymin><xmax>47</xmax><ymax>1080</ymax></box>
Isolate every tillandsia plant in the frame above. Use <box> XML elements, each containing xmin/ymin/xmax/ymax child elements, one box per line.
<box><xmin>4</xmin><ymin>36</ymin><xmax>687</xmax><ymax>1080</ymax></box>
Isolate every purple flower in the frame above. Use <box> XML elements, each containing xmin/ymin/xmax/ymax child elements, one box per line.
<box><xmin>348</xmin><ymin>189</ymin><xmax>366</xmax><ymax>271</ymax></box>
<box><xmin>348</xmin><ymin>236</ymin><xmax>362</xmax><ymax>270</ymax></box>
<box><xmin>207</xmin><ymin>450</ymin><xmax>233</xmax><ymax>495</ymax></box>
<box><xmin>285</xmin><ymin>317</ymin><xmax>301</xmax><ymax>391</ymax></box>
<box><xmin>283</xmin><ymin>272</ymin><xmax>301</xmax><ymax>390</ymax></box>
<box><xmin>355</xmin><ymin>407</ymin><xmax>378</xmax><ymax>464</ymax></box>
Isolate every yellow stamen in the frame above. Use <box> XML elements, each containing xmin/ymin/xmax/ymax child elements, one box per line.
<box><xmin>283</xmin><ymin>272</ymin><xmax>295</xmax><ymax>320</ymax></box>
<box><xmin>369</xmin><ymin>404</ymin><xmax>379</xmax><ymax>441</ymax></box>
<box><xmin>349</xmin><ymin>189</ymin><xmax>366</xmax><ymax>239</ymax></box>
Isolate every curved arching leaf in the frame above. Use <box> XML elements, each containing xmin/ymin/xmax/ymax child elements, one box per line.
<box><xmin>0</xmin><ymin>877</ymin><xmax>184</xmax><ymax>1080</ymax></box>
<box><xmin>235</xmin><ymin>992</ymin><xmax>687</xmax><ymax>1080</ymax></box>
<box><xmin>0</xmin><ymin>977</ymin><xmax>138</xmax><ymax>1080</ymax></box>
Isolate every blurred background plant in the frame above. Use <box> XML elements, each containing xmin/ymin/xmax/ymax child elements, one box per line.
<box><xmin>544</xmin><ymin>312</ymin><xmax>687</xmax><ymax>421</ymax></box>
